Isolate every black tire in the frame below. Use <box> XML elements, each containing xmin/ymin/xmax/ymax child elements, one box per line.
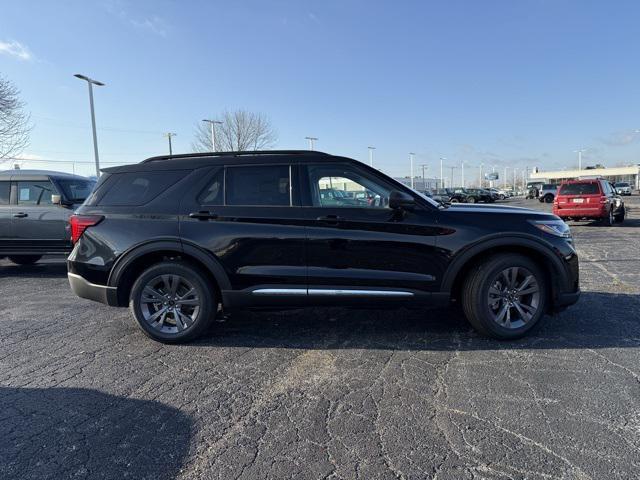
<box><xmin>614</xmin><ymin>207</ymin><xmax>625</xmax><ymax>224</ymax></box>
<box><xmin>8</xmin><ymin>255</ymin><xmax>42</xmax><ymax>265</ymax></box>
<box><xmin>499</xmin><ymin>195</ymin><xmax>505</xmax><ymax>200</ymax></box>
<box><xmin>467</xmin><ymin>196</ymin><xmax>476</xmax><ymax>204</ymax></box>
<box><xmin>602</xmin><ymin>208</ymin><xmax>614</xmax><ymax>226</ymax></box>
<box><xmin>450</xmin><ymin>198</ymin><xmax>460</xmax><ymax>203</ymax></box>
<box><xmin>544</xmin><ymin>194</ymin><xmax>554</xmax><ymax>204</ymax></box>
<box><xmin>129</xmin><ymin>261</ymin><xmax>216</xmax><ymax>343</ymax></box>
<box><xmin>461</xmin><ymin>254</ymin><xmax>548</xmax><ymax>340</ymax></box>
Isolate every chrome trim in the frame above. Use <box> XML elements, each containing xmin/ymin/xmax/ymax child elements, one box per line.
<box><xmin>68</xmin><ymin>272</ymin><xmax>117</xmax><ymax>290</ymax></box>
<box><xmin>308</xmin><ymin>289</ymin><xmax>413</xmax><ymax>297</ymax></box>
<box><xmin>252</xmin><ymin>288</ymin><xmax>307</xmax><ymax>296</ymax></box>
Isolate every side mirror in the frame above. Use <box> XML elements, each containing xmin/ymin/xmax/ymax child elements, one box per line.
<box><xmin>51</xmin><ymin>194</ymin><xmax>62</xmax><ymax>205</ymax></box>
<box><xmin>388</xmin><ymin>190</ymin><xmax>415</xmax><ymax>209</ymax></box>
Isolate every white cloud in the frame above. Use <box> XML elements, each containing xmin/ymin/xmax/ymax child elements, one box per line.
<box><xmin>600</xmin><ymin>130</ymin><xmax>640</xmax><ymax>147</ymax></box>
<box><xmin>129</xmin><ymin>16</ymin><xmax>168</xmax><ymax>37</ymax></box>
<box><xmin>0</xmin><ymin>40</ymin><xmax>33</xmax><ymax>61</ymax></box>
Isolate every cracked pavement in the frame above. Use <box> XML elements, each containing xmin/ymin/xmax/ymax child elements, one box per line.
<box><xmin>1</xmin><ymin>197</ymin><xmax>639</xmax><ymax>479</ymax></box>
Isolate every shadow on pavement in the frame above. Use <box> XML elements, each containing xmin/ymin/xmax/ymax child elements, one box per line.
<box><xmin>0</xmin><ymin>261</ymin><xmax>67</xmax><ymax>278</ymax></box>
<box><xmin>191</xmin><ymin>291</ymin><xmax>640</xmax><ymax>352</ymax></box>
<box><xmin>0</xmin><ymin>387</ymin><xmax>192</xmax><ymax>480</ymax></box>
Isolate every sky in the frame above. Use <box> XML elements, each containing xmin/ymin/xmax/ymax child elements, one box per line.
<box><xmin>1</xmin><ymin>0</ymin><xmax>639</xmax><ymax>181</ymax></box>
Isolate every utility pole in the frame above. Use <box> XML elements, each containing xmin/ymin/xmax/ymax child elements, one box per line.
<box><xmin>513</xmin><ymin>168</ymin><xmax>517</xmax><ymax>191</ymax></box>
<box><xmin>368</xmin><ymin>146</ymin><xmax>375</xmax><ymax>167</ymax></box>
<box><xmin>164</xmin><ymin>132</ymin><xmax>177</xmax><ymax>156</ymax></box>
<box><xmin>420</xmin><ymin>164</ymin><xmax>428</xmax><ymax>191</ymax></box>
<box><xmin>439</xmin><ymin>157</ymin><xmax>446</xmax><ymax>190</ymax></box>
<box><xmin>409</xmin><ymin>153</ymin><xmax>415</xmax><ymax>189</ymax></box>
<box><xmin>479</xmin><ymin>163</ymin><xmax>483</xmax><ymax>188</ymax></box>
<box><xmin>74</xmin><ymin>74</ymin><xmax>105</xmax><ymax>177</ymax></box>
<box><xmin>461</xmin><ymin>161</ymin><xmax>465</xmax><ymax>188</ymax></box>
<box><xmin>202</xmin><ymin>119</ymin><xmax>223</xmax><ymax>151</ymax></box>
<box><xmin>450</xmin><ymin>166</ymin><xmax>457</xmax><ymax>188</ymax></box>
<box><xmin>574</xmin><ymin>149</ymin><xmax>586</xmax><ymax>172</ymax></box>
<box><xmin>305</xmin><ymin>136</ymin><xmax>318</xmax><ymax>150</ymax></box>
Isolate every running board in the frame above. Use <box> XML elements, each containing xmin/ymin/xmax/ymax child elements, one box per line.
<box><xmin>252</xmin><ymin>288</ymin><xmax>414</xmax><ymax>297</ymax></box>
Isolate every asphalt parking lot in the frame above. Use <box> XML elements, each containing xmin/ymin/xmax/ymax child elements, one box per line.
<box><xmin>1</xmin><ymin>197</ymin><xmax>639</xmax><ymax>480</ymax></box>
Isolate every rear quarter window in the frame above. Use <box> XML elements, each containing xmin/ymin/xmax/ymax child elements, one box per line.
<box><xmin>0</xmin><ymin>181</ymin><xmax>9</xmax><ymax>205</ymax></box>
<box><xmin>97</xmin><ymin>171</ymin><xmax>187</xmax><ymax>206</ymax></box>
<box><xmin>559</xmin><ymin>183</ymin><xmax>599</xmax><ymax>195</ymax></box>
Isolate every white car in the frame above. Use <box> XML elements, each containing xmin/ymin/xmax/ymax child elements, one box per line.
<box><xmin>614</xmin><ymin>182</ymin><xmax>632</xmax><ymax>196</ymax></box>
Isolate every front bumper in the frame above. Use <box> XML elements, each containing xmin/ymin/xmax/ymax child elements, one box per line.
<box><xmin>553</xmin><ymin>289</ymin><xmax>581</xmax><ymax>311</ymax></box>
<box><xmin>68</xmin><ymin>272</ymin><xmax>118</xmax><ymax>306</ymax></box>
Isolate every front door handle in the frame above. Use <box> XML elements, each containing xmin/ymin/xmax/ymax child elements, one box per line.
<box><xmin>13</xmin><ymin>212</ymin><xmax>28</xmax><ymax>218</ymax></box>
<box><xmin>316</xmin><ymin>214</ymin><xmax>345</xmax><ymax>225</ymax></box>
<box><xmin>189</xmin><ymin>211</ymin><xmax>219</xmax><ymax>221</ymax></box>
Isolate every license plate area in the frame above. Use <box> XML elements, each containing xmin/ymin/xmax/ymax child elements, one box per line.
<box><xmin>572</xmin><ymin>198</ymin><xmax>584</xmax><ymax>203</ymax></box>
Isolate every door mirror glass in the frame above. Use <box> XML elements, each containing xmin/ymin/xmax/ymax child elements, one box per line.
<box><xmin>388</xmin><ymin>190</ymin><xmax>415</xmax><ymax>209</ymax></box>
<box><xmin>51</xmin><ymin>194</ymin><xmax>62</xmax><ymax>205</ymax></box>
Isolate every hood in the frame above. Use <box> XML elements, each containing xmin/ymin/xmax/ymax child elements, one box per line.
<box><xmin>446</xmin><ymin>203</ymin><xmax>557</xmax><ymax>217</ymax></box>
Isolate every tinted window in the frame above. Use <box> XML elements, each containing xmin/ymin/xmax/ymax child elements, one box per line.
<box><xmin>559</xmin><ymin>183</ymin><xmax>599</xmax><ymax>195</ymax></box>
<box><xmin>17</xmin><ymin>181</ymin><xmax>57</xmax><ymax>205</ymax></box>
<box><xmin>198</xmin><ymin>168</ymin><xmax>224</xmax><ymax>205</ymax></box>
<box><xmin>225</xmin><ymin>165</ymin><xmax>290</xmax><ymax>206</ymax></box>
<box><xmin>57</xmin><ymin>178</ymin><xmax>96</xmax><ymax>202</ymax></box>
<box><xmin>0</xmin><ymin>181</ymin><xmax>9</xmax><ymax>205</ymax></box>
<box><xmin>615</xmin><ymin>182</ymin><xmax>629</xmax><ymax>187</ymax></box>
<box><xmin>98</xmin><ymin>171</ymin><xmax>186</xmax><ymax>206</ymax></box>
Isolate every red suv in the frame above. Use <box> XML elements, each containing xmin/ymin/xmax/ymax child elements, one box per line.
<box><xmin>553</xmin><ymin>179</ymin><xmax>625</xmax><ymax>225</ymax></box>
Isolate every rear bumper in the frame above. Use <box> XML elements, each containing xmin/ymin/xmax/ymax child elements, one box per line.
<box><xmin>68</xmin><ymin>272</ymin><xmax>118</xmax><ymax>306</ymax></box>
<box><xmin>554</xmin><ymin>206</ymin><xmax>606</xmax><ymax>218</ymax></box>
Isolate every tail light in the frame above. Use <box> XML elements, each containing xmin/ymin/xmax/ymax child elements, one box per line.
<box><xmin>600</xmin><ymin>196</ymin><xmax>609</xmax><ymax>204</ymax></box>
<box><xmin>69</xmin><ymin>214</ymin><xmax>104</xmax><ymax>244</ymax></box>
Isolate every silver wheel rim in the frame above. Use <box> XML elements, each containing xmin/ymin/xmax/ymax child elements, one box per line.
<box><xmin>609</xmin><ymin>209</ymin><xmax>614</xmax><ymax>224</ymax></box>
<box><xmin>487</xmin><ymin>267</ymin><xmax>540</xmax><ymax>329</ymax></box>
<box><xmin>139</xmin><ymin>274</ymin><xmax>200</xmax><ymax>334</ymax></box>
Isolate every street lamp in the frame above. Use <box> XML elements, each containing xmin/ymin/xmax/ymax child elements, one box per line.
<box><xmin>305</xmin><ymin>136</ymin><xmax>318</xmax><ymax>150</ymax></box>
<box><xmin>164</xmin><ymin>132</ymin><xmax>177</xmax><ymax>156</ymax></box>
<box><xmin>74</xmin><ymin>74</ymin><xmax>104</xmax><ymax>177</ymax></box>
<box><xmin>450</xmin><ymin>166</ymin><xmax>458</xmax><ymax>188</ymax></box>
<box><xmin>439</xmin><ymin>157</ymin><xmax>446</xmax><ymax>190</ymax></box>
<box><xmin>461</xmin><ymin>161</ymin><xmax>465</xmax><ymax>188</ymax></box>
<box><xmin>368</xmin><ymin>146</ymin><xmax>375</xmax><ymax>167</ymax></box>
<box><xmin>202</xmin><ymin>119</ymin><xmax>222</xmax><ymax>151</ymax></box>
<box><xmin>420</xmin><ymin>164</ymin><xmax>429</xmax><ymax>191</ymax></box>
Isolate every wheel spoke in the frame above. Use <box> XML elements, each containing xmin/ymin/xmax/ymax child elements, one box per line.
<box><xmin>509</xmin><ymin>267</ymin><xmax>519</xmax><ymax>287</ymax></box>
<box><xmin>516</xmin><ymin>286</ymin><xmax>539</xmax><ymax>297</ymax></box>
<box><xmin>142</xmin><ymin>286</ymin><xmax>164</xmax><ymax>303</ymax></box>
<box><xmin>516</xmin><ymin>275</ymin><xmax>533</xmax><ymax>292</ymax></box>
<box><xmin>176</xmin><ymin>298</ymin><xmax>199</xmax><ymax>306</ymax></box>
<box><xmin>176</xmin><ymin>310</ymin><xmax>193</xmax><ymax>330</ymax></box>
<box><xmin>147</xmin><ymin>307</ymin><xmax>167</xmax><ymax>325</ymax></box>
<box><xmin>488</xmin><ymin>286</ymin><xmax>502</xmax><ymax>297</ymax></box>
<box><xmin>495</xmin><ymin>303</ymin><xmax>509</xmax><ymax>325</ymax></box>
<box><xmin>513</xmin><ymin>301</ymin><xmax>532</xmax><ymax>322</ymax></box>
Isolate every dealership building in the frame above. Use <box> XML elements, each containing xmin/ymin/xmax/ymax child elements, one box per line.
<box><xmin>529</xmin><ymin>165</ymin><xmax>640</xmax><ymax>188</ymax></box>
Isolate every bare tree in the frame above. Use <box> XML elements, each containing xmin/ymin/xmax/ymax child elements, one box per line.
<box><xmin>192</xmin><ymin>110</ymin><xmax>277</xmax><ymax>152</ymax></box>
<box><xmin>0</xmin><ymin>76</ymin><xmax>31</xmax><ymax>159</ymax></box>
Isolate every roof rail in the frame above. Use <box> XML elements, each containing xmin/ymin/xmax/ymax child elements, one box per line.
<box><xmin>141</xmin><ymin>150</ymin><xmax>330</xmax><ymax>164</ymax></box>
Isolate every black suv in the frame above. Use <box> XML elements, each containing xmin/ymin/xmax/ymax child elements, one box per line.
<box><xmin>0</xmin><ymin>169</ymin><xmax>96</xmax><ymax>264</ymax></box>
<box><xmin>67</xmin><ymin>151</ymin><xmax>579</xmax><ymax>343</ymax></box>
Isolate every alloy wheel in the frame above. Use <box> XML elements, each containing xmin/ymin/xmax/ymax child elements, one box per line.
<box><xmin>487</xmin><ymin>267</ymin><xmax>540</xmax><ymax>329</ymax></box>
<box><xmin>139</xmin><ymin>274</ymin><xmax>201</xmax><ymax>334</ymax></box>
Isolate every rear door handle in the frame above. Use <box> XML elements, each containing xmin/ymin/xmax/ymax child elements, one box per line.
<box><xmin>13</xmin><ymin>212</ymin><xmax>28</xmax><ymax>218</ymax></box>
<box><xmin>316</xmin><ymin>214</ymin><xmax>345</xmax><ymax>225</ymax></box>
<box><xmin>188</xmin><ymin>211</ymin><xmax>219</xmax><ymax>221</ymax></box>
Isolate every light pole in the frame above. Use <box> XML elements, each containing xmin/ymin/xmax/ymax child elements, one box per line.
<box><xmin>74</xmin><ymin>74</ymin><xmax>104</xmax><ymax>177</ymax></box>
<box><xmin>461</xmin><ymin>161</ymin><xmax>465</xmax><ymax>188</ymax></box>
<box><xmin>439</xmin><ymin>157</ymin><xmax>446</xmax><ymax>190</ymax></box>
<box><xmin>574</xmin><ymin>149</ymin><xmax>586</xmax><ymax>172</ymax></box>
<box><xmin>305</xmin><ymin>136</ymin><xmax>318</xmax><ymax>150</ymax></box>
<box><xmin>202</xmin><ymin>119</ymin><xmax>223</xmax><ymax>151</ymax></box>
<box><xmin>479</xmin><ymin>163</ymin><xmax>483</xmax><ymax>188</ymax></box>
<box><xmin>450</xmin><ymin>166</ymin><xmax>458</xmax><ymax>188</ymax></box>
<box><xmin>368</xmin><ymin>146</ymin><xmax>375</xmax><ymax>167</ymax></box>
<box><xmin>164</xmin><ymin>132</ymin><xmax>177</xmax><ymax>156</ymax></box>
<box><xmin>409</xmin><ymin>153</ymin><xmax>415</xmax><ymax>189</ymax></box>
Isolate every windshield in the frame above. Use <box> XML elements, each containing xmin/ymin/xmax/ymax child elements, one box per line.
<box><xmin>615</xmin><ymin>182</ymin><xmax>629</xmax><ymax>187</ymax></box>
<box><xmin>57</xmin><ymin>178</ymin><xmax>97</xmax><ymax>202</ymax></box>
<box><xmin>407</xmin><ymin>186</ymin><xmax>441</xmax><ymax>207</ymax></box>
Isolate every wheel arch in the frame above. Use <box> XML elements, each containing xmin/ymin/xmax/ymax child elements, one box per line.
<box><xmin>108</xmin><ymin>240</ymin><xmax>231</xmax><ymax>307</ymax></box>
<box><xmin>442</xmin><ymin>236</ymin><xmax>567</xmax><ymax>308</ymax></box>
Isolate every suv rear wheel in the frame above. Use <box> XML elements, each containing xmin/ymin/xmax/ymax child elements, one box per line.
<box><xmin>8</xmin><ymin>255</ymin><xmax>42</xmax><ymax>265</ymax></box>
<box><xmin>462</xmin><ymin>254</ymin><xmax>547</xmax><ymax>339</ymax></box>
<box><xmin>602</xmin><ymin>208</ymin><xmax>614</xmax><ymax>226</ymax></box>
<box><xmin>129</xmin><ymin>261</ymin><xmax>215</xmax><ymax>343</ymax></box>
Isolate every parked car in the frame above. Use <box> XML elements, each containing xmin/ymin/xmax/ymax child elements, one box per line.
<box><xmin>443</xmin><ymin>188</ymin><xmax>467</xmax><ymax>203</ymax></box>
<box><xmin>614</xmin><ymin>182</ymin><xmax>632</xmax><ymax>196</ymax></box>
<box><xmin>67</xmin><ymin>150</ymin><xmax>580</xmax><ymax>343</ymax></box>
<box><xmin>0</xmin><ymin>170</ymin><xmax>96</xmax><ymax>264</ymax></box>
<box><xmin>538</xmin><ymin>183</ymin><xmax>558</xmax><ymax>203</ymax></box>
<box><xmin>422</xmin><ymin>190</ymin><xmax>450</xmax><ymax>204</ymax></box>
<box><xmin>456</xmin><ymin>188</ymin><xmax>494</xmax><ymax>203</ymax></box>
<box><xmin>553</xmin><ymin>179</ymin><xmax>625</xmax><ymax>225</ymax></box>
<box><xmin>488</xmin><ymin>188</ymin><xmax>507</xmax><ymax>200</ymax></box>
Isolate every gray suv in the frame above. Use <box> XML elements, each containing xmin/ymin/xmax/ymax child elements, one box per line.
<box><xmin>0</xmin><ymin>169</ymin><xmax>95</xmax><ymax>264</ymax></box>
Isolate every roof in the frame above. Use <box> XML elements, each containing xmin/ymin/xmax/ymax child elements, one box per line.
<box><xmin>101</xmin><ymin>150</ymin><xmax>347</xmax><ymax>173</ymax></box>
<box><xmin>0</xmin><ymin>169</ymin><xmax>92</xmax><ymax>180</ymax></box>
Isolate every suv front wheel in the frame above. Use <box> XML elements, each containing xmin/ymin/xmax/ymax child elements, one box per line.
<box><xmin>129</xmin><ymin>261</ymin><xmax>215</xmax><ymax>343</ymax></box>
<box><xmin>462</xmin><ymin>254</ymin><xmax>548</xmax><ymax>339</ymax></box>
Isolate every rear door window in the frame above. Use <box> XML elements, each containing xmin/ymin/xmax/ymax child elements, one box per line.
<box><xmin>0</xmin><ymin>181</ymin><xmax>9</xmax><ymax>205</ymax></box>
<box><xmin>16</xmin><ymin>181</ymin><xmax>57</xmax><ymax>205</ymax></box>
<box><xmin>559</xmin><ymin>183</ymin><xmax>599</xmax><ymax>195</ymax></box>
<box><xmin>225</xmin><ymin>165</ymin><xmax>291</xmax><ymax>206</ymax></box>
<box><xmin>98</xmin><ymin>171</ymin><xmax>186</xmax><ymax>206</ymax></box>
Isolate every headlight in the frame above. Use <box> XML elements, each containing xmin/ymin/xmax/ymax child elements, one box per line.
<box><xmin>529</xmin><ymin>219</ymin><xmax>571</xmax><ymax>238</ymax></box>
